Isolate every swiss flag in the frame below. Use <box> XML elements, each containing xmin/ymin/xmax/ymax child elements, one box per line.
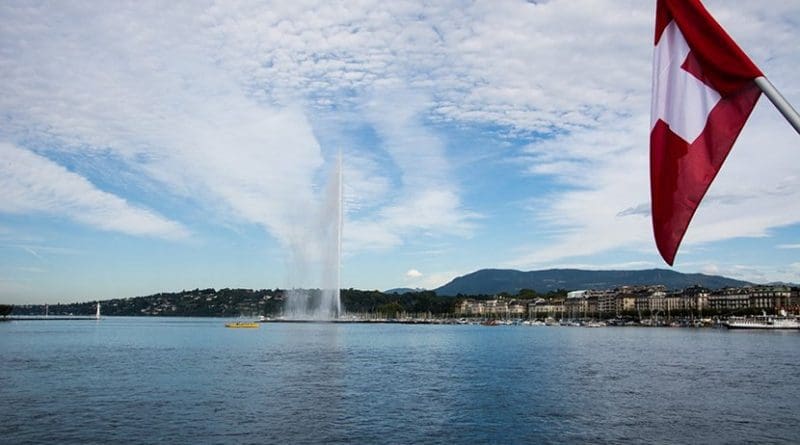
<box><xmin>651</xmin><ymin>0</ymin><xmax>763</xmax><ymax>265</ymax></box>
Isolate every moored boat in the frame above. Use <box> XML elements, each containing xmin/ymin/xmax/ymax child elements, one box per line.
<box><xmin>584</xmin><ymin>321</ymin><xmax>607</xmax><ymax>328</ymax></box>
<box><xmin>724</xmin><ymin>311</ymin><xmax>800</xmax><ymax>330</ymax></box>
<box><xmin>225</xmin><ymin>322</ymin><xmax>260</xmax><ymax>329</ymax></box>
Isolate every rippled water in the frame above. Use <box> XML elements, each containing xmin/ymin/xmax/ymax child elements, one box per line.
<box><xmin>1</xmin><ymin>318</ymin><xmax>798</xmax><ymax>444</ymax></box>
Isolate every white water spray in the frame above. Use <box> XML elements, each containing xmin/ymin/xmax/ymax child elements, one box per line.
<box><xmin>284</xmin><ymin>151</ymin><xmax>343</xmax><ymax>320</ymax></box>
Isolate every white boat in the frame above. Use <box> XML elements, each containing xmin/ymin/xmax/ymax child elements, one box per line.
<box><xmin>724</xmin><ymin>311</ymin><xmax>800</xmax><ymax>330</ymax></box>
<box><xmin>584</xmin><ymin>321</ymin><xmax>607</xmax><ymax>328</ymax></box>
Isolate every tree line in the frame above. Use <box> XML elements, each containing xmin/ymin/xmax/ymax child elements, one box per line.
<box><xmin>9</xmin><ymin>288</ymin><xmax>568</xmax><ymax>317</ymax></box>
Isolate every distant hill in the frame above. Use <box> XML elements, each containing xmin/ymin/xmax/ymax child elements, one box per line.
<box><xmin>384</xmin><ymin>287</ymin><xmax>427</xmax><ymax>294</ymax></box>
<box><xmin>434</xmin><ymin>268</ymin><xmax>752</xmax><ymax>296</ymax></box>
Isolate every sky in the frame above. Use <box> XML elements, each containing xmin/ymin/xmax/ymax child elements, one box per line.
<box><xmin>1</xmin><ymin>0</ymin><xmax>799</xmax><ymax>304</ymax></box>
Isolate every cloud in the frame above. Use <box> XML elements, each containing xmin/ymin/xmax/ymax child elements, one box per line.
<box><xmin>617</xmin><ymin>204</ymin><xmax>650</xmax><ymax>218</ymax></box>
<box><xmin>724</xmin><ymin>265</ymin><xmax>770</xmax><ymax>283</ymax></box>
<box><xmin>0</xmin><ymin>0</ymin><xmax>798</xmax><ymax>284</ymax></box>
<box><xmin>418</xmin><ymin>270</ymin><xmax>462</xmax><ymax>290</ymax></box>
<box><xmin>0</xmin><ymin>0</ymin><xmax>483</xmax><ymax>260</ymax></box>
<box><xmin>0</xmin><ymin>1</ymin><xmax>330</xmax><ymax>252</ymax></box>
<box><xmin>540</xmin><ymin>261</ymin><xmax>659</xmax><ymax>271</ymax></box>
<box><xmin>197</xmin><ymin>0</ymin><xmax>655</xmax><ymax>133</ymax></box>
<box><xmin>343</xmin><ymin>90</ymin><xmax>479</xmax><ymax>252</ymax></box>
<box><xmin>341</xmin><ymin>152</ymin><xmax>393</xmax><ymax>214</ymax></box>
<box><xmin>0</xmin><ymin>143</ymin><xmax>189</xmax><ymax>240</ymax></box>
<box><xmin>405</xmin><ymin>269</ymin><xmax>423</xmax><ymax>278</ymax></box>
<box><xmin>678</xmin><ymin>262</ymin><xmax>800</xmax><ymax>285</ymax></box>
<box><xmin>502</xmin><ymin>1</ymin><xmax>800</xmax><ymax>268</ymax></box>
<box><xmin>776</xmin><ymin>244</ymin><xmax>800</xmax><ymax>250</ymax></box>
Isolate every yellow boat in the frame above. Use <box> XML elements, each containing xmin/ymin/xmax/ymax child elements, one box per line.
<box><xmin>225</xmin><ymin>322</ymin><xmax>260</xmax><ymax>329</ymax></box>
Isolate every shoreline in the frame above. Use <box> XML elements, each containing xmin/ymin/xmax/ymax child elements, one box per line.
<box><xmin>6</xmin><ymin>315</ymin><xmax>799</xmax><ymax>330</ymax></box>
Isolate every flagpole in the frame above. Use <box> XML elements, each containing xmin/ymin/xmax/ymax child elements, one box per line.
<box><xmin>754</xmin><ymin>77</ymin><xmax>800</xmax><ymax>136</ymax></box>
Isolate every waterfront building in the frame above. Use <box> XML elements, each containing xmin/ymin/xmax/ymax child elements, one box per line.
<box><xmin>614</xmin><ymin>292</ymin><xmax>637</xmax><ymax>314</ymax></box>
<box><xmin>508</xmin><ymin>301</ymin><xmax>527</xmax><ymax>316</ymax></box>
<box><xmin>483</xmin><ymin>299</ymin><xmax>509</xmax><ymax>316</ymax></box>
<box><xmin>565</xmin><ymin>290</ymin><xmax>588</xmax><ymax>318</ymax></box>
<box><xmin>528</xmin><ymin>298</ymin><xmax>545</xmax><ymax>319</ymax></box>
<box><xmin>749</xmin><ymin>285</ymin><xmax>791</xmax><ymax>310</ymax></box>
<box><xmin>664</xmin><ymin>291</ymin><xmax>685</xmax><ymax>312</ymax></box>
<box><xmin>462</xmin><ymin>284</ymin><xmax>794</xmax><ymax>320</ymax></box>
<box><xmin>625</xmin><ymin>286</ymin><xmax>665</xmax><ymax>313</ymax></box>
<box><xmin>705</xmin><ymin>286</ymin><xmax>791</xmax><ymax>313</ymax></box>
<box><xmin>457</xmin><ymin>298</ymin><xmax>513</xmax><ymax>317</ymax></box>
<box><xmin>596</xmin><ymin>291</ymin><xmax>617</xmax><ymax>314</ymax></box>
<box><xmin>563</xmin><ymin>290</ymin><xmax>609</xmax><ymax>318</ymax></box>
<box><xmin>529</xmin><ymin>298</ymin><xmax>564</xmax><ymax>319</ymax></box>
<box><xmin>456</xmin><ymin>299</ymin><xmax>484</xmax><ymax>316</ymax></box>
<box><xmin>649</xmin><ymin>293</ymin><xmax>665</xmax><ymax>312</ymax></box>
<box><xmin>708</xmin><ymin>288</ymin><xmax>750</xmax><ymax>312</ymax></box>
<box><xmin>682</xmin><ymin>286</ymin><xmax>710</xmax><ymax>312</ymax></box>
<box><xmin>586</xmin><ymin>292</ymin><xmax>600</xmax><ymax>316</ymax></box>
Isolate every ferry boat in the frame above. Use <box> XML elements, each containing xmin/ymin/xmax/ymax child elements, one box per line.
<box><xmin>224</xmin><ymin>322</ymin><xmax>260</xmax><ymax>329</ymax></box>
<box><xmin>724</xmin><ymin>311</ymin><xmax>800</xmax><ymax>330</ymax></box>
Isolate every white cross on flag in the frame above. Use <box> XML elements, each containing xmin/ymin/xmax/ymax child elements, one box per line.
<box><xmin>651</xmin><ymin>0</ymin><xmax>763</xmax><ymax>265</ymax></box>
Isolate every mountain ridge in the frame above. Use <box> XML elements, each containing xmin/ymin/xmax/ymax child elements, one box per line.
<box><xmin>434</xmin><ymin>268</ymin><xmax>754</xmax><ymax>296</ymax></box>
<box><xmin>384</xmin><ymin>287</ymin><xmax>428</xmax><ymax>294</ymax></box>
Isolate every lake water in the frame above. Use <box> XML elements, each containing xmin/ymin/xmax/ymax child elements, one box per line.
<box><xmin>1</xmin><ymin>318</ymin><xmax>798</xmax><ymax>444</ymax></box>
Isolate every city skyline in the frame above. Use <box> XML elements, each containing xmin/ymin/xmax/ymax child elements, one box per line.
<box><xmin>2</xmin><ymin>0</ymin><xmax>799</xmax><ymax>304</ymax></box>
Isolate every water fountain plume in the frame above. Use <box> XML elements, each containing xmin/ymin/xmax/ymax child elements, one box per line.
<box><xmin>283</xmin><ymin>151</ymin><xmax>343</xmax><ymax>320</ymax></box>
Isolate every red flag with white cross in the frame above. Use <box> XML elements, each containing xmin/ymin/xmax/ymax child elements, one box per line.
<box><xmin>650</xmin><ymin>0</ymin><xmax>763</xmax><ymax>265</ymax></box>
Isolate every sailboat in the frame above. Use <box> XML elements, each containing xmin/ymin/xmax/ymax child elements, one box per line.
<box><xmin>95</xmin><ymin>302</ymin><xmax>101</xmax><ymax>320</ymax></box>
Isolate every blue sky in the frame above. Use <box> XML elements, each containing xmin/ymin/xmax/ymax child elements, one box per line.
<box><xmin>2</xmin><ymin>0</ymin><xmax>799</xmax><ymax>304</ymax></box>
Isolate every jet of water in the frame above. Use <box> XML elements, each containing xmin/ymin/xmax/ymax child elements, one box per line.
<box><xmin>284</xmin><ymin>151</ymin><xmax>343</xmax><ymax>320</ymax></box>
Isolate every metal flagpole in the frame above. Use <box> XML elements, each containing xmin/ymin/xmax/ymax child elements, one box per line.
<box><xmin>754</xmin><ymin>76</ymin><xmax>800</xmax><ymax>136</ymax></box>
